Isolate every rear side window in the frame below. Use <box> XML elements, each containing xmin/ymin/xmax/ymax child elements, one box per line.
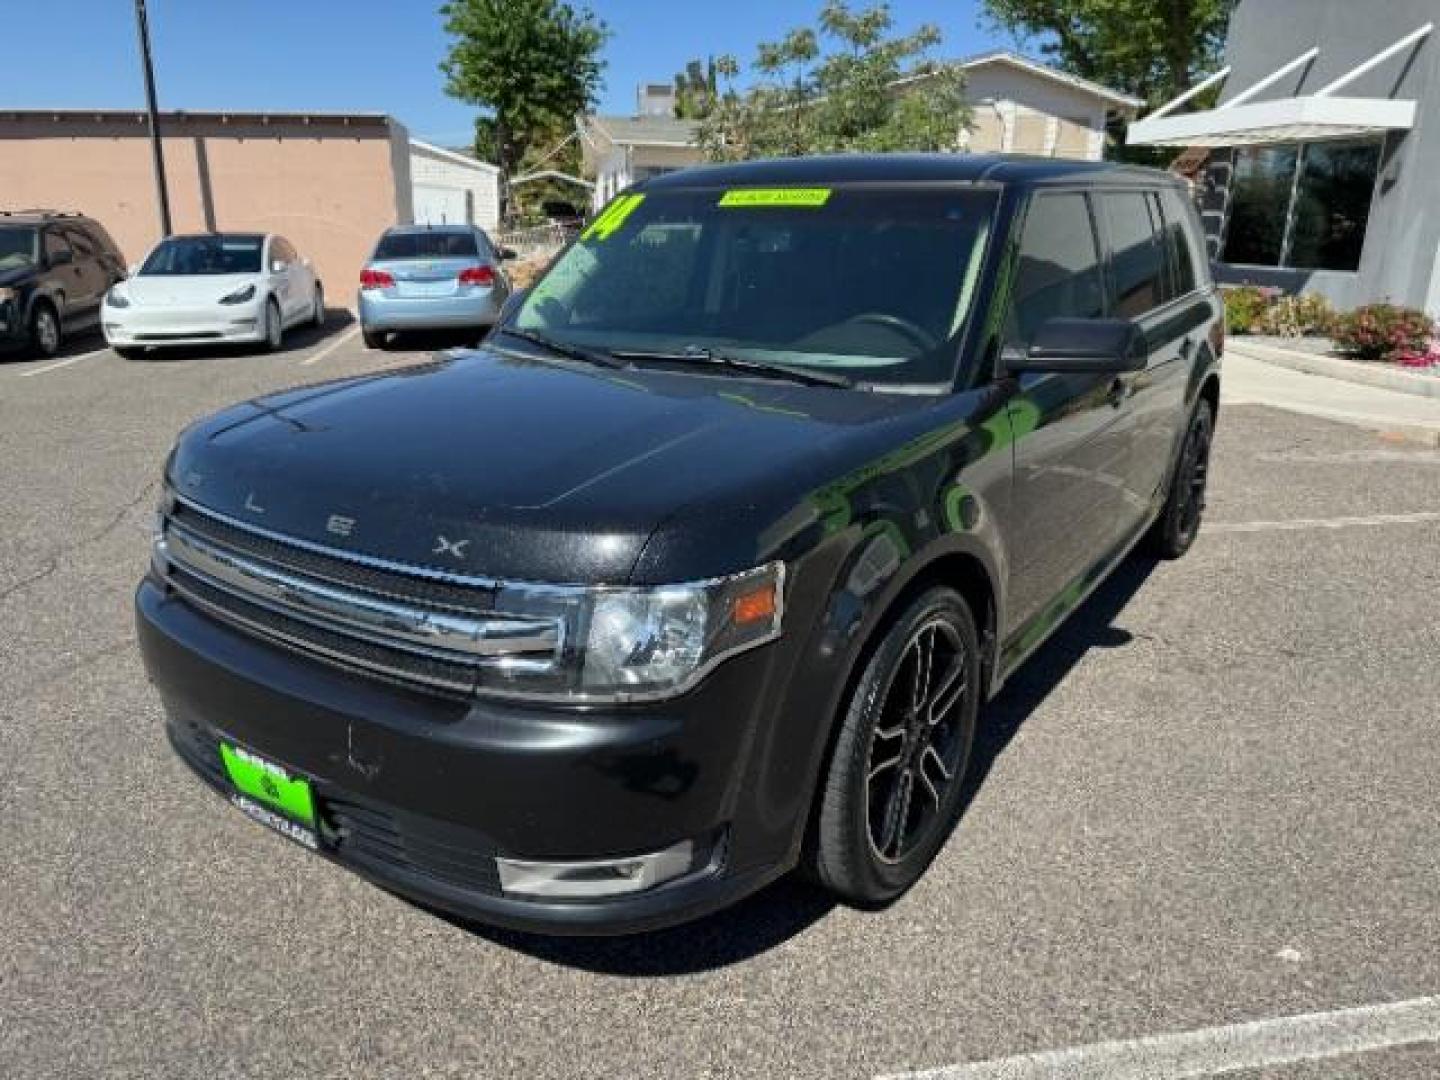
<box><xmin>44</xmin><ymin>230</ymin><xmax>73</xmax><ymax>265</ymax></box>
<box><xmin>1160</xmin><ymin>189</ymin><xmax>1205</xmax><ymax>295</ymax></box>
<box><xmin>1007</xmin><ymin>192</ymin><xmax>1106</xmax><ymax>347</ymax></box>
<box><xmin>1103</xmin><ymin>192</ymin><xmax>1166</xmax><ymax>317</ymax></box>
<box><xmin>374</xmin><ymin>231</ymin><xmax>479</xmax><ymax>259</ymax></box>
<box><xmin>66</xmin><ymin>228</ymin><xmax>97</xmax><ymax>258</ymax></box>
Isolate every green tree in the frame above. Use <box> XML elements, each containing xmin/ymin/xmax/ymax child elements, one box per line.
<box><xmin>440</xmin><ymin>0</ymin><xmax>607</xmax><ymax>182</ymax></box>
<box><xmin>700</xmin><ymin>2</ymin><xmax>970</xmax><ymax>161</ymax></box>
<box><xmin>982</xmin><ymin>0</ymin><xmax>1231</xmax><ymax>109</ymax></box>
<box><xmin>673</xmin><ymin>58</ymin><xmax>719</xmax><ymax>120</ymax></box>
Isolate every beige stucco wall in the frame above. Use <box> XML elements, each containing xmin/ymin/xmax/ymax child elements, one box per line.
<box><xmin>0</xmin><ymin>115</ymin><xmax>409</xmax><ymax>309</ymax></box>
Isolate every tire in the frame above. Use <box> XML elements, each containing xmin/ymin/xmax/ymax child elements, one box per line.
<box><xmin>810</xmin><ymin>586</ymin><xmax>981</xmax><ymax>908</ymax></box>
<box><xmin>114</xmin><ymin>346</ymin><xmax>145</xmax><ymax>360</ymax></box>
<box><xmin>361</xmin><ymin>328</ymin><xmax>386</xmax><ymax>350</ymax></box>
<box><xmin>263</xmin><ymin>298</ymin><xmax>283</xmax><ymax>352</ymax></box>
<box><xmin>311</xmin><ymin>284</ymin><xmax>326</xmax><ymax>329</ymax></box>
<box><xmin>1146</xmin><ymin>398</ymin><xmax>1215</xmax><ymax>560</ymax></box>
<box><xmin>30</xmin><ymin>301</ymin><xmax>62</xmax><ymax>358</ymax></box>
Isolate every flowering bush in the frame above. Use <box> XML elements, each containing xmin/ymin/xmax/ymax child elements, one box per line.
<box><xmin>1222</xmin><ymin>286</ymin><xmax>1273</xmax><ymax>335</ymax></box>
<box><xmin>1330</xmin><ymin>304</ymin><xmax>1435</xmax><ymax>363</ymax></box>
<box><xmin>1254</xmin><ymin>293</ymin><xmax>1337</xmax><ymax>338</ymax></box>
<box><xmin>1396</xmin><ymin>340</ymin><xmax>1440</xmax><ymax>368</ymax></box>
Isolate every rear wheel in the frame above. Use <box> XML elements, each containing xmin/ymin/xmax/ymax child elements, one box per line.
<box><xmin>311</xmin><ymin>284</ymin><xmax>325</xmax><ymax>328</ymax></box>
<box><xmin>30</xmin><ymin>302</ymin><xmax>61</xmax><ymax>358</ymax></box>
<box><xmin>1147</xmin><ymin>398</ymin><xmax>1214</xmax><ymax>559</ymax></box>
<box><xmin>114</xmin><ymin>346</ymin><xmax>145</xmax><ymax>360</ymax></box>
<box><xmin>361</xmin><ymin>328</ymin><xmax>386</xmax><ymax>350</ymax></box>
<box><xmin>810</xmin><ymin>587</ymin><xmax>980</xmax><ymax>907</ymax></box>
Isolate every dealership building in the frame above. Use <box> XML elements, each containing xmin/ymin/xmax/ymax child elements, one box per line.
<box><xmin>0</xmin><ymin>110</ymin><xmax>500</xmax><ymax>306</ymax></box>
<box><xmin>1129</xmin><ymin>0</ymin><xmax>1440</xmax><ymax>314</ymax></box>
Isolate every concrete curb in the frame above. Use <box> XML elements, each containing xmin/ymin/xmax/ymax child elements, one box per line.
<box><xmin>1229</xmin><ymin>340</ymin><xmax>1440</xmax><ymax>399</ymax></box>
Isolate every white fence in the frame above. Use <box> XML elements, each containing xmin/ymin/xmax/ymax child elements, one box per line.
<box><xmin>491</xmin><ymin>221</ymin><xmax>573</xmax><ymax>259</ymax></box>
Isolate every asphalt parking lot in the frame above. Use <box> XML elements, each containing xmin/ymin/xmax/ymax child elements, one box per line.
<box><xmin>2</xmin><ymin>327</ymin><xmax>1439</xmax><ymax>1079</ymax></box>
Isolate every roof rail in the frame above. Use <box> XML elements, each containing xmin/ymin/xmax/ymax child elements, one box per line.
<box><xmin>0</xmin><ymin>208</ymin><xmax>83</xmax><ymax>219</ymax></box>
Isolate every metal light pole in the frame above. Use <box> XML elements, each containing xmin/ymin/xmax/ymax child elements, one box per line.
<box><xmin>133</xmin><ymin>0</ymin><xmax>173</xmax><ymax>236</ymax></box>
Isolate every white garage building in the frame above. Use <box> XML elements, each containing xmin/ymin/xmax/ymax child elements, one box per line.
<box><xmin>407</xmin><ymin>139</ymin><xmax>501</xmax><ymax>230</ymax></box>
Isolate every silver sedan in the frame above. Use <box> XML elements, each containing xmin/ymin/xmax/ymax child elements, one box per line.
<box><xmin>358</xmin><ymin>225</ymin><xmax>514</xmax><ymax>348</ymax></box>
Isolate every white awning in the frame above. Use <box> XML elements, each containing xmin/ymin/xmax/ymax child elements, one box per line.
<box><xmin>1127</xmin><ymin>94</ymin><xmax>1416</xmax><ymax>147</ymax></box>
<box><xmin>1128</xmin><ymin>22</ymin><xmax>1430</xmax><ymax>148</ymax></box>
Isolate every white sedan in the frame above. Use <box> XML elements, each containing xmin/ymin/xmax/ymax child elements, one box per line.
<box><xmin>103</xmin><ymin>232</ymin><xmax>324</xmax><ymax>357</ymax></box>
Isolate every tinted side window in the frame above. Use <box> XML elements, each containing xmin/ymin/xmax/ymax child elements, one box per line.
<box><xmin>1103</xmin><ymin>192</ymin><xmax>1166</xmax><ymax>317</ymax></box>
<box><xmin>1008</xmin><ymin>193</ymin><xmax>1106</xmax><ymax>347</ymax></box>
<box><xmin>1161</xmin><ymin>189</ymin><xmax>1204</xmax><ymax>294</ymax></box>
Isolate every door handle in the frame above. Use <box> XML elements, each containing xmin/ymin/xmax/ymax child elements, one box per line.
<box><xmin>1107</xmin><ymin>379</ymin><xmax>1127</xmax><ymax>408</ymax></box>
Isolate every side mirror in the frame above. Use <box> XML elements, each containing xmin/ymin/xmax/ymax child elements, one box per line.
<box><xmin>498</xmin><ymin>288</ymin><xmax>527</xmax><ymax>323</ymax></box>
<box><xmin>1006</xmin><ymin>317</ymin><xmax>1147</xmax><ymax>375</ymax></box>
<box><xmin>498</xmin><ymin>246</ymin><xmax>519</xmax><ymax>261</ymax></box>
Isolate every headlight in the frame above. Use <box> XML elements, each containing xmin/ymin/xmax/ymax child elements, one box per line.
<box><xmin>105</xmin><ymin>288</ymin><xmax>130</xmax><ymax>309</ymax></box>
<box><xmin>479</xmin><ymin>562</ymin><xmax>784</xmax><ymax>702</ymax></box>
<box><xmin>218</xmin><ymin>284</ymin><xmax>257</xmax><ymax>305</ymax></box>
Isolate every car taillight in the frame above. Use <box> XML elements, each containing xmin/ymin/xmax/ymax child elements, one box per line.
<box><xmin>360</xmin><ymin>269</ymin><xmax>394</xmax><ymax>290</ymax></box>
<box><xmin>458</xmin><ymin>265</ymin><xmax>495</xmax><ymax>287</ymax></box>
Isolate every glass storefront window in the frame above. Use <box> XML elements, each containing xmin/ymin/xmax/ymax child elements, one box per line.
<box><xmin>1221</xmin><ymin>139</ymin><xmax>1381</xmax><ymax>272</ymax></box>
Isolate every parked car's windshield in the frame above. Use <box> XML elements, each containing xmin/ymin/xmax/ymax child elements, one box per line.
<box><xmin>0</xmin><ymin>227</ymin><xmax>39</xmax><ymax>271</ymax></box>
<box><xmin>513</xmin><ymin>186</ymin><xmax>998</xmax><ymax>387</ymax></box>
<box><xmin>374</xmin><ymin>231</ymin><xmax>479</xmax><ymax>259</ymax></box>
<box><xmin>140</xmin><ymin>235</ymin><xmax>264</xmax><ymax>276</ymax></box>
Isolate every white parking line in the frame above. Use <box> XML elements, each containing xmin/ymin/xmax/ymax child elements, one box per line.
<box><xmin>300</xmin><ymin>326</ymin><xmax>361</xmax><ymax>366</ymax></box>
<box><xmin>1206</xmin><ymin>511</ymin><xmax>1440</xmax><ymax>534</ymax></box>
<box><xmin>880</xmin><ymin>995</ymin><xmax>1440</xmax><ymax>1080</ymax></box>
<box><xmin>14</xmin><ymin>347</ymin><xmax>109</xmax><ymax>378</ymax></box>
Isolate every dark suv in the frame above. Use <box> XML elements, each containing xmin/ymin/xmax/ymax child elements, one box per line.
<box><xmin>0</xmin><ymin>210</ymin><xmax>127</xmax><ymax>358</ymax></box>
<box><xmin>137</xmin><ymin>156</ymin><xmax>1221</xmax><ymax>934</ymax></box>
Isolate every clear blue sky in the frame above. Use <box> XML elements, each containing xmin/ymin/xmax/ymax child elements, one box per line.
<box><xmin>0</xmin><ymin>0</ymin><xmax>1014</xmax><ymax>148</ymax></box>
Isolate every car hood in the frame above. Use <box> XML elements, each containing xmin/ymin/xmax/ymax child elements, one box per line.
<box><xmin>123</xmin><ymin>274</ymin><xmax>258</xmax><ymax>307</ymax></box>
<box><xmin>0</xmin><ymin>265</ymin><xmax>36</xmax><ymax>289</ymax></box>
<box><xmin>168</xmin><ymin>345</ymin><xmax>941</xmax><ymax>584</ymax></box>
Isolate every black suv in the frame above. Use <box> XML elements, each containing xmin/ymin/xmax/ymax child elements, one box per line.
<box><xmin>138</xmin><ymin>156</ymin><xmax>1222</xmax><ymax>934</ymax></box>
<box><xmin>0</xmin><ymin>210</ymin><xmax>127</xmax><ymax>358</ymax></box>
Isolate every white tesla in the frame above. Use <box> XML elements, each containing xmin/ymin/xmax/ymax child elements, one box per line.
<box><xmin>103</xmin><ymin>232</ymin><xmax>324</xmax><ymax>357</ymax></box>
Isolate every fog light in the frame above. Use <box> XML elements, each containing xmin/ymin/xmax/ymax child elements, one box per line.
<box><xmin>496</xmin><ymin>839</ymin><xmax>697</xmax><ymax>899</ymax></box>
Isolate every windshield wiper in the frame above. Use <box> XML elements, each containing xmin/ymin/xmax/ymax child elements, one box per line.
<box><xmin>609</xmin><ymin>347</ymin><xmax>854</xmax><ymax>389</ymax></box>
<box><xmin>495</xmin><ymin>327</ymin><xmax>627</xmax><ymax>370</ymax></box>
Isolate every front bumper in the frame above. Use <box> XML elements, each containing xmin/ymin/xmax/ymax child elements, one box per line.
<box><xmin>358</xmin><ymin>290</ymin><xmax>503</xmax><ymax>332</ymax></box>
<box><xmin>136</xmin><ymin>577</ymin><xmax>795</xmax><ymax>935</ymax></box>
<box><xmin>104</xmin><ymin>301</ymin><xmax>266</xmax><ymax>348</ymax></box>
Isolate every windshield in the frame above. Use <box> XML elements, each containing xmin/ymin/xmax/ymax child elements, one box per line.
<box><xmin>0</xmin><ymin>227</ymin><xmax>39</xmax><ymax>271</ymax></box>
<box><xmin>140</xmin><ymin>235</ymin><xmax>264</xmax><ymax>276</ymax></box>
<box><xmin>512</xmin><ymin>185</ymin><xmax>997</xmax><ymax>387</ymax></box>
<box><xmin>374</xmin><ymin>231</ymin><xmax>479</xmax><ymax>259</ymax></box>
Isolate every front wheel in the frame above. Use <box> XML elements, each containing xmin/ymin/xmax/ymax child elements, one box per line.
<box><xmin>263</xmin><ymin>298</ymin><xmax>283</xmax><ymax>352</ymax></box>
<box><xmin>1147</xmin><ymin>398</ymin><xmax>1214</xmax><ymax>560</ymax></box>
<box><xmin>114</xmin><ymin>346</ymin><xmax>146</xmax><ymax>360</ymax></box>
<box><xmin>311</xmin><ymin>284</ymin><xmax>326</xmax><ymax>329</ymax></box>
<box><xmin>361</xmin><ymin>328</ymin><xmax>386</xmax><ymax>350</ymax></box>
<box><xmin>809</xmin><ymin>587</ymin><xmax>980</xmax><ymax>907</ymax></box>
<box><xmin>30</xmin><ymin>302</ymin><xmax>62</xmax><ymax>358</ymax></box>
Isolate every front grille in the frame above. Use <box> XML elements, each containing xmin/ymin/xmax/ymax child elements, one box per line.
<box><xmin>157</xmin><ymin>497</ymin><xmax>562</xmax><ymax>698</ymax></box>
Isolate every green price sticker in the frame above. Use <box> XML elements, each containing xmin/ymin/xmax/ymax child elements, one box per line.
<box><xmin>581</xmin><ymin>193</ymin><xmax>647</xmax><ymax>241</ymax></box>
<box><xmin>718</xmin><ymin>188</ymin><xmax>833</xmax><ymax>209</ymax></box>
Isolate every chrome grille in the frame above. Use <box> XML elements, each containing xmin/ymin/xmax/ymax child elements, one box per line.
<box><xmin>156</xmin><ymin>498</ymin><xmax>563</xmax><ymax>696</ymax></box>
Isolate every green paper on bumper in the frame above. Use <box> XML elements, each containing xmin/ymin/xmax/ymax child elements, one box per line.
<box><xmin>220</xmin><ymin>742</ymin><xmax>315</xmax><ymax>827</ymax></box>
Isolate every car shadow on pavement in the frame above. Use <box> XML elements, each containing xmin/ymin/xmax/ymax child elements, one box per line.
<box><xmin>441</xmin><ymin>555</ymin><xmax>1160</xmax><ymax>976</ymax></box>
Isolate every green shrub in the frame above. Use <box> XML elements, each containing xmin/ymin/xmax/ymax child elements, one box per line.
<box><xmin>1330</xmin><ymin>303</ymin><xmax>1434</xmax><ymax>362</ymax></box>
<box><xmin>1223</xmin><ymin>286</ymin><xmax>1269</xmax><ymax>335</ymax></box>
<box><xmin>1254</xmin><ymin>293</ymin><xmax>1337</xmax><ymax>338</ymax></box>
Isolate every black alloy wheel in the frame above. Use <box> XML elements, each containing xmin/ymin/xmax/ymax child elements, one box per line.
<box><xmin>1149</xmin><ymin>398</ymin><xmax>1214</xmax><ymax>559</ymax></box>
<box><xmin>811</xmin><ymin>587</ymin><xmax>980</xmax><ymax>906</ymax></box>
